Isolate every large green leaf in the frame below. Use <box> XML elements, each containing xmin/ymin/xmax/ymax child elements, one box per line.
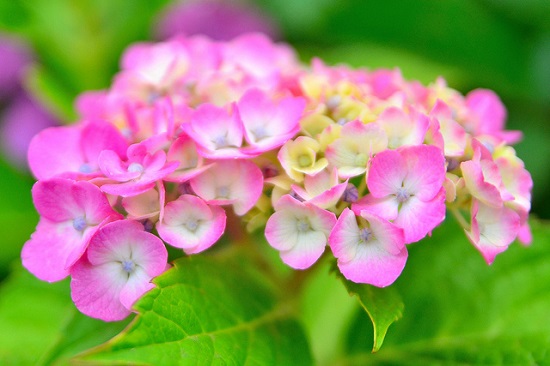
<box><xmin>340</xmin><ymin>218</ymin><xmax>550</xmax><ymax>365</ymax></box>
<box><xmin>0</xmin><ymin>264</ymin><xmax>129</xmax><ymax>365</ymax></box>
<box><xmin>76</xmin><ymin>254</ymin><xmax>313</xmax><ymax>366</ymax></box>
<box><xmin>336</xmin><ymin>269</ymin><xmax>403</xmax><ymax>353</ymax></box>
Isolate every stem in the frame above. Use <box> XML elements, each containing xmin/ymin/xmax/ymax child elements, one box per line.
<box><xmin>450</xmin><ymin>208</ymin><xmax>470</xmax><ymax>231</ymax></box>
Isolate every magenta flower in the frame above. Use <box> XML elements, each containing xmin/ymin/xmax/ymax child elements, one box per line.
<box><xmin>354</xmin><ymin>145</ymin><xmax>446</xmax><ymax>243</ymax></box>
<box><xmin>182</xmin><ymin>102</ymin><xmax>249</xmax><ymax>159</ymax></box>
<box><xmin>28</xmin><ymin>120</ymin><xmax>128</xmax><ymax>180</ymax></box>
<box><xmin>156</xmin><ymin>0</ymin><xmax>278</xmax><ymax>41</ymax></box>
<box><xmin>265</xmin><ymin>195</ymin><xmax>337</xmax><ymax>269</ymax></box>
<box><xmin>21</xmin><ymin>178</ymin><xmax>123</xmax><ymax>282</ymax></box>
<box><xmin>238</xmin><ymin>88</ymin><xmax>305</xmax><ymax>155</ymax></box>
<box><xmin>70</xmin><ymin>220</ymin><xmax>168</xmax><ymax>321</ymax></box>
<box><xmin>329</xmin><ymin>208</ymin><xmax>407</xmax><ymax>287</ymax></box>
<box><xmin>98</xmin><ymin>140</ymin><xmax>178</xmax><ymax>197</ymax></box>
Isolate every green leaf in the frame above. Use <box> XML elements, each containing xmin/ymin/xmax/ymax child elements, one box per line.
<box><xmin>340</xmin><ymin>218</ymin><xmax>550</xmax><ymax>365</ymax></box>
<box><xmin>335</xmin><ymin>265</ymin><xmax>404</xmax><ymax>353</ymax></box>
<box><xmin>76</xmin><ymin>254</ymin><xmax>313</xmax><ymax>366</ymax></box>
<box><xmin>0</xmin><ymin>264</ymin><xmax>128</xmax><ymax>365</ymax></box>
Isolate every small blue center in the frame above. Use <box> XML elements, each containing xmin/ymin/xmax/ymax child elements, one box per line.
<box><xmin>395</xmin><ymin>187</ymin><xmax>410</xmax><ymax>203</ymax></box>
<box><xmin>122</xmin><ymin>260</ymin><xmax>135</xmax><ymax>273</ymax></box>
<box><xmin>128</xmin><ymin>163</ymin><xmax>144</xmax><ymax>174</ymax></box>
<box><xmin>78</xmin><ymin>163</ymin><xmax>93</xmax><ymax>174</ymax></box>
<box><xmin>72</xmin><ymin>216</ymin><xmax>87</xmax><ymax>232</ymax></box>
<box><xmin>297</xmin><ymin>218</ymin><xmax>311</xmax><ymax>233</ymax></box>
<box><xmin>185</xmin><ymin>219</ymin><xmax>199</xmax><ymax>232</ymax></box>
<box><xmin>360</xmin><ymin>228</ymin><xmax>373</xmax><ymax>243</ymax></box>
<box><xmin>217</xmin><ymin>186</ymin><xmax>230</xmax><ymax>199</ymax></box>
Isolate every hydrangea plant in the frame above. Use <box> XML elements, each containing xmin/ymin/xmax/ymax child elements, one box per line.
<box><xmin>21</xmin><ymin>33</ymin><xmax>533</xmax><ymax>360</ymax></box>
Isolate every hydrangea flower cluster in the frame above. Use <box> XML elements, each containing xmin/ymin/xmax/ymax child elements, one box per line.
<box><xmin>22</xmin><ymin>33</ymin><xmax>532</xmax><ymax>321</ymax></box>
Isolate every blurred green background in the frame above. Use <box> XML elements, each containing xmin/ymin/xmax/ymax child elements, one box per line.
<box><xmin>0</xmin><ymin>0</ymin><xmax>547</xmax><ymax>288</ymax></box>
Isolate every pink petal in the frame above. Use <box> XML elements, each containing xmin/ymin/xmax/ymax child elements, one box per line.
<box><xmin>28</xmin><ymin>125</ymin><xmax>84</xmax><ymax>179</ymax></box>
<box><xmin>157</xmin><ymin>195</ymin><xmax>227</xmax><ymax>254</ymax></box>
<box><xmin>366</xmin><ymin>149</ymin><xmax>406</xmax><ymax>198</ymax></box>
<box><xmin>265</xmin><ymin>195</ymin><xmax>336</xmax><ymax>269</ymax></box>
<box><xmin>238</xmin><ymin>88</ymin><xmax>304</xmax><ymax>152</ymax></box>
<box><xmin>400</xmin><ymin>145</ymin><xmax>446</xmax><ymax>201</ymax></box>
<box><xmin>329</xmin><ymin>209</ymin><xmax>407</xmax><ymax>287</ymax></box>
<box><xmin>184</xmin><ymin>103</ymin><xmax>245</xmax><ymax>158</ymax></box>
<box><xmin>71</xmin><ymin>220</ymin><xmax>168</xmax><ymax>321</ymax></box>
<box><xmin>393</xmin><ymin>189</ymin><xmax>446</xmax><ymax>243</ymax></box>
<box><xmin>71</xmin><ymin>259</ymin><xmax>130</xmax><ymax>321</ymax></box>
<box><xmin>466</xmin><ymin>200</ymin><xmax>520</xmax><ymax>264</ymax></box>
<box><xmin>190</xmin><ymin>160</ymin><xmax>263</xmax><ymax>215</ymax></box>
<box><xmin>81</xmin><ymin>120</ymin><xmax>128</xmax><ymax>167</ymax></box>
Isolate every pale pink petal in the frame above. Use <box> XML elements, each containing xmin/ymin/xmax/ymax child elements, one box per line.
<box><xmin>461</xmin><ymin>159</ymin><xmax>503</xmax><ymax>208</ymax></box>
<box><xmin>329</xmin><ymin>209</ymin><xmax>407</xmax><ymax>287</ymax></box>
<box><xmin>190</xmin><ymin>160</ymin><xmax>263</xmax><ymax>215</ymax></box>
<box><xmin>157</xmin><ymin>195</ymin><xmax>226</xmax><ymax>254</ymax></box>
<box><xmin>366</xmin><ymin>149</ymin><xmax>406</xmax><ymax>198</ymax></box>
<box><xmin>184</xmin><ymin>103</ymin><xmax>246</xmax><ymax>158</ymax></box>
<box><xmin>165</xmin><ymin>134</ymin><xmax>211</xmax><ymax>182</ymax></box>
<box><xmin>238</xmin><ymin>88</ymin><xmax>304</xmax><ymax>153</ymax></box>
<box><xmin>122</xmin><ymin>189</ymin><xmax>160</xmax><ymax>220</ymax></box>
<box><xmin>352</xmin><ymin>195</ymin><xmax>399</xmax><ymax>221</ymax></box>
<box><xmin>393</xmin><ymin>189</ymin><xmax>446</xmax><ymax>244</ymax></box>
<box><xmin>265</xmin><ymin>195</ymin><xmax>336</xmax><ymax>269</ymax></box>
<box><xmin>466</xmin><ymin>200</ymin><xmax>520</xmax><ymax>264</ymax></box>
<box><xmin>400</xmin><ymin>145</ymin><xmax>446</xmax><ymax>200</ymax></box>
<box><xmin>71</xmin><ymin>220</ymin><xmax>167</xmax><ymax>321</ymax></box>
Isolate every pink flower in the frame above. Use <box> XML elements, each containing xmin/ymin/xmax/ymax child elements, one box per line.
<box><xmin>465</xmin><ymin>200</ymin><xmax>520</xmax><ymax>264</ymax></box>
<box><xmin>265</xmin><ymin>195</ymin><xmax>336</xmax><ymax>269</ymax></box>
<box><xmin>190</xmin><ymin>159</ymin><xmax>264</xmax><ymax>215</ymax></box>
<box><xmin>460</xmin><ymin>140</ymin><xmax>513</xmax><ymax>208</ymax></box>
<box><xmin>329</xmin><ymin>208</ymin><xmax>407</xmax><ymax>287</ymax></box>
<box><xmin>70</xmin><ymin>220</ymin><xmax>168</xmax><ymax>321</ymax></box>
<box><xmin>21</xmin><ymin>178</ymin><xmax>122</xmax><ymax>282</ymax></box>
<box><xmin>325</xmin><ymin>120</ymin><xmax>388</xmax><ymax>178</ymax></box>
<box><xmin>238</xmin><ymin>88</ymin><xmax>305</xmax><ymax>155</ymax></box>
<box><xmin>376</xmin><ymin>107</ymin><xmax>429</xmax><ymax>149</ymax></box>
<box><xmin>98</xmin><ymin>140</ymin><xmax>178</xmax><ymax>197</ymax></box>
<box><xmin>182</xmin><ymin>102</ymin><xmax>249</xmax><ymax>159</ymax></box>
<box><xmin>157</xmin><ymin>194</ymin><xmax>226</xmax><ymax>254</ymax></box>
<box><xmin>427</xmin><ymin>99</ymin><xmax>467</xmax><ymax>157</ymax></box>
<box><xmin>28</xmin><ymin>120</ymin><xmax>128</xmax><ymax>180</ymax></box>
<box><xmin>354</xmin><ymin>145</ymin><xmax>446</xmax><ymax>243</ymax></box>
<box><xmin>291</xmin><ymin>168</ymin><xmax>348</xmax><ymax>209</ymax></box>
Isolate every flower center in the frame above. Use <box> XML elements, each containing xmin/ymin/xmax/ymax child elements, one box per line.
<box><xmin>252</xmin><ymin>126</ymin><xmax>268</xmax><ymax>141</ymax></box>
<box><xmin>354</xmin><ymin>153</ymin><xmax>368</xmax><ymax>167</ymax></box>
<box><xmin>359</xmin><ymin>228</ymin><xmax>373</xmax><ymax>243</ymax></box>
<box><xmin>72</xmin><ymin>216</ymin><xmax>87</xmax><ymax>232</ymax></box>
<box><xmin>214</xmin><ymin>135</ymin><xmax>228</xmax><ymax>148</ymax></box>
<box><xmin>217</xmin><ymin>185</ymin><xmax>230</xmax><ymax>199</ymax></box>
<box><xmin>185</xmin><ymin>218</ymin><xmax>199</xmax><ymax>232</ymax></box>
<box><xmin>297</xmin><ymin>154</ymin><xmax>312</xmax><ymax>168</ymax></box>
<box><xmin>128</xmin><ymin>162</ymin><xmax>144</xmax><ymax>174</ymax></box>
<box><xmin>78</xmin><ymin>163</ymin><xmax>93</xmax><ymax>174</ymax></box>
<box><xmin>121</xmin><ymin>259</ymin><xmax>135</xmax><ymax>274</ymax></box>
<box><xmin>297</xmin><ymin>218</ymin><xmax>311</xmax><ymax>232</ymax></box>
<box><xmin>396</xmin><ymin>187</ymin><xmax>410</xmax><ymax>203</ymax></box>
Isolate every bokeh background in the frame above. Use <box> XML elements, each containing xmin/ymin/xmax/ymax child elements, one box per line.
<box><xmin>0</xmin><ymin>0</ymin><xmax>548</xmax><ymax>362</ymax></box>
